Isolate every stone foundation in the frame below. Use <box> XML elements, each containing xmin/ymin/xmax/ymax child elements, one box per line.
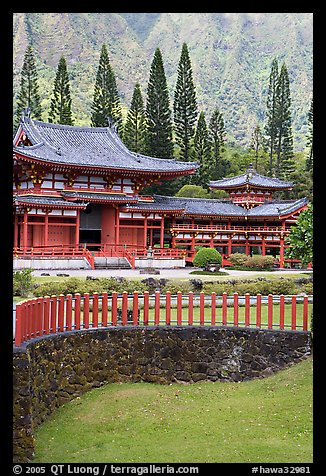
<box><xmin>13</xmin><ymin>326</ymin><xmax>311</xmax><ymax>462</ymax></box>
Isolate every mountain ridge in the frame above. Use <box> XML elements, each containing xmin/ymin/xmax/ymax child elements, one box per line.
<box><xmin>13</xmin><ymin>12</ymin><xmax>313</xmax><ymax>151</ymax></box>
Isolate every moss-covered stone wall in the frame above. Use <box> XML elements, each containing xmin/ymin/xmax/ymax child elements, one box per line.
<box><xmin>13</xmin><ymin>326</ymin><xmax>311</xmax><ymax>462</ymax></box>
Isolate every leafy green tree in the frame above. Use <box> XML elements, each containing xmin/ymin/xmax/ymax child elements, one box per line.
<box><xmin>175</xmin><ymin>184</ymin><xmax>210</xmax><ymax>198</ymax></box>
<box><xmin>285</xmin><ymin>203</ymin><xmax>313</xmax><ymax>267</ymax></box>
<box><xmin>275</xmin><ymin>62</ymin><xmax>295</xmax><ymax>179</ymax></box>
<box><xmin>145</xmin><ymin>48</ymin><xmax>174</xmax><ymax>158</ymax></box>
<box><xmin>306</xmin><ymin>97</ymin><xmax>313</xmax><ymax>172</ymax></box>
<box><xmin>265</xmin><ymin>58</ymin><xmax>279</xmax><ymax>176</ymax></box>
<box><xmin>15</xmin><ymin>45</ymin><xmax>42</xmax><ymax>127</ymax></box>
<box><xmin>123</xmin><ymin>83</ymin><xmax>148</xmax><ymax>153</ymax></box>
<box><xmin>13</xmin><ymin>268</ymin><xmax>34</xmax><ymax>297</ymax></box>
<box><xmin>209</xmin><ymin>107</ymin><xmax>228</xmax><ymax>179</ymax></box>
<box><xmin>173</xmin><ymin>43</ymin><xmax>198</xmax><ymax>161</ymax></box>
<box><xmin>91</xmin><ymin>44</ymin><xmax>122</xmax><ymax>131</ymax></box>
<box><xmin>191</xmin><ymin>111</ymin><xmax>211</xmax><ymax>187</ymax></box>
<box><xmin>48</xmin><ymin>56</ymin><xmax>74</xmax><ymax>125</ymax></box>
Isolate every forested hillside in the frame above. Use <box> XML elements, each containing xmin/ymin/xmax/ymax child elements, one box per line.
<box><xmin>13</xmin><ymin>12</ymin><xmax>313</xmax><ymax>150</ymax></box>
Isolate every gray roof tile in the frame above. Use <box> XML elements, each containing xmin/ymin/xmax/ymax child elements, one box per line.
<box><xmin>14</xmin><ymin>117</ymin><xmax>198</xmax><ymax>175</ymax></box>
<box><xmin>209</xmin><ymin>165</ymin><xmax>293</xmax><ymax>189</ymax></box>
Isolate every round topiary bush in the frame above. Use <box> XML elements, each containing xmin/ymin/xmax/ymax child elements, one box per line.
<box><xmin>193</xmin><ymin>247</ymin><xmax>222</xmax><ymax>270</ymax></box>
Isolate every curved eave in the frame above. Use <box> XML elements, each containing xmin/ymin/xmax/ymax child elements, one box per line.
<box><xmin>15</xmin><ymin>201</ymin><xmax>88</xmax><ymax>210</ymax></box>
<box><xmin>209</xmin><ymin>183</ymin><xmax>293</xmax><ymax>191</ymax></box>
<box><xmin>120</xmin><ymin>206</ymin><xmax>185</xmax><ymax>214</ymax></box>
<box><xmin>13</xmin><ymin>150</ymin><xmax>197</xmax><ymax>177</ymax></box>
<box><xmin>66</xmin><ymin>197</ymin><xmax>138</xmax><ymax>205</ymax></box>
<box><xmin>14</xmin><ymin>196</ymin><xmax>88</xmax><ymax>210</ymax></box>
<box><xmin>183</xmin><ymin>213</ymin><xmax>245</xmax><ymax>219</ymax></box>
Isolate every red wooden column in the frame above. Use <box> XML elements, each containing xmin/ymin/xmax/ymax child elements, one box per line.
<box><xmin>160</xmin><ymin>215</ymin><xmax>164</xmax><ymax>248</ymax></box>
<box><xmin>171</xmin><ymin>216</ymin><xmax>176</xmax><ymax>248</ymax></box>
<box><xmin>23</xmin><ymin>209</ymin><xmax>28</xmax><ymax>250</ymax></box>
<box><xmin>115</xmin><ymin>207</ymin><xmax>120</xmax><ymax>250</ymax></box>
<box><xmin>209</xmin><ymin>219</ymin><xmax>214</xmax><ymax>248</ymax></box>
<box><xmin>261</xmin><ymin>236</ymin><xmax>266</xmax><ymax>256</ymax></box>
<box><xmin>44</xmin><ymin>211</ymin><xmax>49</xmax><ymax>247</ymax></box>
<box><xmin>245</xmin><ymin>235</ymin><xmax>249</xmax><ymax>256</ymax></box>
<box><xmin>227</xmin><ymin>235</ymin><xmax>232</xmax><ymax>256</ymax></box>
<box><xmin>14</xmin><ymin>215</ymin><xmax>18</xmax><ymax>248</ymax></box>
<box><xmin>279</xmin><ymin>237</ymin><xmax>285</xmax><ymax>269</ymax></box>
<box><xmin>143</xmin><ymin>215</ymin><xmax>148</xmax><ymax>249</ymax></box>
<box><xmin>75</xmin><ymin>209</ymin><xmax>80</xmax><ymax>245</ymax></box>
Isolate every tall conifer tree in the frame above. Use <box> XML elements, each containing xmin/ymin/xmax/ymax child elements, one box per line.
<box><xmin>173</xmin><ymin>43</ymin><xmax>198</xmax><ymax>161</ymax></box>
<box><xmin>15</xmin><ymin>45</ymin><xmax>42</xmax><ymax>127</ymax></box>
<box><xmin>250</xmin><ymin>125</ymin><xmax>266</xmax><ymax>172</ymax></box>
<box><xmin>275</xmin><ymin>62</ymin><xmax>295</xmax><ymax>178</ymax></box>
<box><xmin>191</xmin><ymin>111</ymin><xmax>211</xmax><ymax>187</ymax></box>
<box><xmin>209</xmin><ymin>107</ymin><xmax>228</xmax><ymax>179</ymax></box>
<box><xmin>123</xmin><ymin>83</ymin><xmax>147</xmax><ymax>153</ymax></box>
<box><xmin>306</xmin><ymin>97</ymin><xmax>313</xmax><ymax>172</ymax></box>
<box><xmin>146</xmin><ymin>48</ymin><xmax>174</xmax><ymax>158</ymax></box>
<box><xmin>48</xmin><ymin>56</ymin><xmax>74</xmax><ymax>125</ymax></box>
<box><xmin>91</xmin><ymin>44</ymin><xmax>122</xmax><ymax>131</ymax></box>
<box><xmin>265</xmin><ymin>58</ymin><xmax>279</xmax><ymax>176</ymax></box>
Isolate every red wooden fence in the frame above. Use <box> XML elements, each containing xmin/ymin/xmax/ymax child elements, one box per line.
<box><xmin>14</xmin><ymin>292</ymin><xmax>312</xmax><ymax>346</ymax></box>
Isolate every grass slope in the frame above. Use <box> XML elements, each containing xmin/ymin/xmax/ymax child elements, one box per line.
<box><xmin>33</xmin><ymin>357</ymin><xmax>312</xmax><ymax>463</ymax></box>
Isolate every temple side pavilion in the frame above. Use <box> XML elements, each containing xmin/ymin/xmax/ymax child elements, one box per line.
<box><xmin>13</xmin><ymin>115</ymin><xmax>309</xmax><ymax>269</ymax></box>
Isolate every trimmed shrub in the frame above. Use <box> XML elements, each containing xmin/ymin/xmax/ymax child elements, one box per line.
<box><xmin>244</xmin><ymin>255</ymin><xmax>276</xmax><ymax>270</ymax></box>
<box><xmin>228</xmin><ymin>253</ymin><xmax>275</xmax><ymax>270</ymax></box>
<box><xmin>193</xmin><ymin>248</ymin><xmax>222</xmax><ymax>269</ymax></box>
<box><xmin>228</xmin><ymin>253</ymin><xmax>249</xmax><ymax>267</ymax></box>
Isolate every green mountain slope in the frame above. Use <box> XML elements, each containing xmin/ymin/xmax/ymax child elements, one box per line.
<box><xmin>13</xmin><ymin>12</ymin><xmax>313</xmax><ymax>150</ymax></box>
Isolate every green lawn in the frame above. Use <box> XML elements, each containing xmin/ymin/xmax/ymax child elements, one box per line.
<box><xmin>33</xmin><ymin>357</ymin><xmax>313</xmax><ymax>463</ymax></box>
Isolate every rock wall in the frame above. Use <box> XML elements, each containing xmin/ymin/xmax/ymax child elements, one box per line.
<box><xmin>13</xmin><ymin>326</ymin><xmax>311</xmax><ymax>462</ymax></box>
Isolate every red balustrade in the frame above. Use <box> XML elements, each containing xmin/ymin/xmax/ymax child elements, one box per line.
<box><xmin>14</xmin><ymin>292</ymin><xmax>312</xmax><ymax>346</ymax></box>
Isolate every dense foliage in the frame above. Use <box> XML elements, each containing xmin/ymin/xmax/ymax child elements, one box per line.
<box><xmin>285</xmin><ymin>203</ymin><xmax>313</xmax><ymax>267</ymax></box>
<box><xmin>228</xmin><ymin>253</ymin><xmax>276</xmax><ymax>270</ymax></box>
<box><xmin>24</xmin><ymin>275</ymin><xmax>313</xmax><ymax>299</ymax></box>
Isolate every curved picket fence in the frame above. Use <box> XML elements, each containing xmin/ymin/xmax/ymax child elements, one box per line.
<box><xmin>14</xmin><ymin>291</ymin><xmax>312</xmax><ymax>346</ymax></box>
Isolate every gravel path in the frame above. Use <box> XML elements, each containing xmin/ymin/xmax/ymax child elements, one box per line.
<box><xmin>30</xmin><ymin>267</ymin><xmax>312</xmax><ymax>279</ymax></box>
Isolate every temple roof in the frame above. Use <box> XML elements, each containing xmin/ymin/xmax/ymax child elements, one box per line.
<box><xmin>61</xmin><ymin>190</ymin><xmax>138</xmax><ymax>204</ymax></box>
<box><xmin>123</xmin><ymin>195</ymin><xmax>308</xmax><ymax>218</ymax></box>
<box><xmin>13</xmin><ymin>194</ymin><xmax>88</xmax><ymax>209</ymax></box>
<box><xmin>13</xmin><ymin>116</ymin><xmax>198</xmax><ymax>176</ymax></box>
<box><xmin>209</xmin><ymin>164</ymin><xmax>293</xmax><ymax>190</ymax></box>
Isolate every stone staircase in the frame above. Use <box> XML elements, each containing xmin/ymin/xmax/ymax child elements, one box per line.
<box><xmin>93</xmin><ymin>256</ymin><xmax>132</xmax><ymax>269</ymax></box>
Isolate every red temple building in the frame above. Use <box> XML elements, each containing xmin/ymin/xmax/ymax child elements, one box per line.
<box><xmin>13</xmin><ymin>114</ymin><xmax>309</xmax><ymax>269</ymax></box>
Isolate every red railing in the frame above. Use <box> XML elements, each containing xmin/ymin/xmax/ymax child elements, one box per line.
<box><xmin>14</xmin><ymin>292</ymin><xmax>312</xmax><ymax>346</ymax></box>
<box><xmin>171</xmin><ymin>224</ymin><xmax>289</xmax><ymax>233</ymax></box>
<box><xmin>13</xmin><ymin>245</ymin><xmax>95</xmax><ymax>269</ymax></box>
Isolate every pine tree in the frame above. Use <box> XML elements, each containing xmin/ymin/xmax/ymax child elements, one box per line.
<box><xmin>48</xmin><ymin>56</ymin><xmax>74</xmax><ymax>125</ymax></box>
<box><xmin>250</xmin><ymin>125</ymin><xmax>266</xmax><ymax>172</ymax></box>
<box><xmin>145</xmin><ymin>48</ymin><xmax>174</xmax><ymax>158</ymax></box>
<box><xmin>15</xmin><ymin>45</ymin><xmax>42</xmax><ymax>127</ymax></box>
<box><xmin>306</xmin><ymin>97</ymin><xmax>313</xmax><ymax>172</ymax></box>
<box><xmin>191</xmin><ymin>111</ymin><xmax>211</xmax><ymax>187</ymax></box>
<box><xmin>123</xmin><ymin>83</ymin><xmax>147</xmax><ymax>153</ymax></box>
<box><xmin>91</xmin><ymin>44</ymin><xmax>122</xmax><ymax>131</ymax></box>
<box><xmin>209</xmin><ymin>107</ymin><xmax>228</xmax><ymax>179</ymax></box>
<box><xmin>173</xmin><ymin>43</ymin><xmax>198</xmax><ymax>161</ymax></box>
<box><xmin>265</xmin><ymin>58</ymin><xmax>279</xmax><ymax>176</ymax></box>
<box><xmin>275</xmin><ymin>62</ymin><xmax>295</xmax><ymax>179</ymax></box>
